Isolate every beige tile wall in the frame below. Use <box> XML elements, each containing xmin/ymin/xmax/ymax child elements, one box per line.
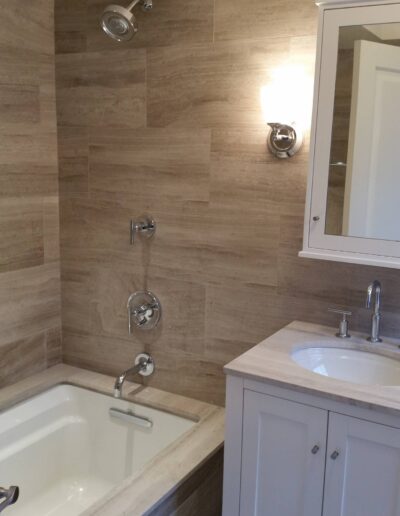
<box><xmin>55</xmin><ymin>0</ymin><xmax>400</xmax><ymax>406</ymax></box>
<box><xmin>0</xmin><ymin>1</ymin><xmax>62</xmax><ymax>387</ymax></box>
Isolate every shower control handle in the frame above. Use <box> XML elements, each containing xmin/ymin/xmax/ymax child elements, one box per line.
<box><xmin>128</xmin><ymin>291</ymin><xmax>162</xmax><ymax>332</ymax></box>
<box><xmin>130</xmin><ymin>215</ymin><xmax>156</xmax><ymax>245</ymax></box>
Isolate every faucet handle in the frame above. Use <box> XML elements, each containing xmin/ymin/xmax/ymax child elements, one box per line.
<box><xmin>127</xmin><ymin>291</ymin><xmax>162</xmax><ymax>332</ymax></box>
<box><xmin>130</xmin><ymin>215</ymin><xmax>156</xmax><ymax>245</ymax></box>
<box><xmin>328</xmin><ymin>308</ymin><xmax>352</xmax><ymax>339</ymax></box>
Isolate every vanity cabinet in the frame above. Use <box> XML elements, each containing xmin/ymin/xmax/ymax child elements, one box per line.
<box><xmin>240</xmin><ymin>391</ymin><xmax>327</xmax><ymax>516</ymax></box>
<box><xmin>223</xmin><ymin>377</ymin><xmax>400</xmax><ymax>516</ymax></box>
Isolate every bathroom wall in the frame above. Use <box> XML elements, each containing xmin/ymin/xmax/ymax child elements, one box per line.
<box><xmin>0</xmin><ymin>1</ymin><xmax>61</xmax><ymax>387</ymax></box>
<box><xmin>55</xmin><ymin>0</ymin><xmax>400</xmax><ymax>406</ymax></box>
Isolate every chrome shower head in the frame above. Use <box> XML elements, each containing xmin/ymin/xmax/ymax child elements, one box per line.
<box><xmin>101</xmin><ymin>3</ymin><xmax>138</xmax><ymax>42</ymax></box>
<box><xmin>101</xmin><ymin>0</ymin><xmax>153</xmax><ymax>42</ymax></box>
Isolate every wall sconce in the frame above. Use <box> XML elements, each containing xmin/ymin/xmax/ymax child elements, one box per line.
<box><xmin>261</xmin><ymin>65</ymin><xmax>312</xmax><ymax>159</ymax></box>
<box><xmin>267</xmin><ymin>123</ymin><xmax>303</xmax><ymax>159</ymax></box>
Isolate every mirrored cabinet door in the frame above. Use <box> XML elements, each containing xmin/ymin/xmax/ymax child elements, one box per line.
<box><xmin>302</xmin><ymin>2</ymin><xmax>400</xmax><ymax>268</ymax></box>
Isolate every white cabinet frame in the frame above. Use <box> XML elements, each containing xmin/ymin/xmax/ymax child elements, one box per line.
<box><xmin>301</xmin><ymin>0</ymin><xmax>400</xmax><ymax>268</ymax></box>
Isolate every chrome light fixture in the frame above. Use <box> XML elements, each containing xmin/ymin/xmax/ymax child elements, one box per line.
<box><xmin>267</xmin><ymin>122</ymin><xmax>303</xmax><ymax>159</ymax></box>
<box><xmin>261</xmin><ymin>65</ymin><xmax>312</xmax><ymax>159</ymax></box>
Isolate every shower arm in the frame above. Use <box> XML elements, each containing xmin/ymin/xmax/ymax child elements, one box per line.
<box><xmin>126</xmin><ymin>0</ymin><xmax>141</xmax><ymax>11</ymax></box>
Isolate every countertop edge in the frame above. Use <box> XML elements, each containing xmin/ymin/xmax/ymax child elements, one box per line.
<box><xmin>223</xmin><ymin>321</ymin><xmax>400</xmax><ymax>419</ymax></box>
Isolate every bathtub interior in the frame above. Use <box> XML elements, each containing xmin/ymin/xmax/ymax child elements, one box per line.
<box><xmin>0</xmin><ymin>384</ymin><xmax>195</xmax><ymax>516</ymax></box>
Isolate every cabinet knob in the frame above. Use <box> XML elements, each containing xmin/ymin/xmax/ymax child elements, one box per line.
<box><xmin>330</xmin><ymin>450</ymin><xmax>340</xmax><ymax>460</ymax></box>
<box><xmin>311</xmin><ymin>445</ymin><xmax>320</xmax><ymax>454</ymax></box>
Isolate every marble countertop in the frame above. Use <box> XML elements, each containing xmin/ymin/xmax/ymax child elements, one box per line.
<box><xmin>224</xmin><ymin>321</ymin><xmax>400</xmax><ymax>416</ymax></box>
<box><xmin>0</xmin><ymin>364</ymin><xmax>224</xmax><ymax>516</ymax></box>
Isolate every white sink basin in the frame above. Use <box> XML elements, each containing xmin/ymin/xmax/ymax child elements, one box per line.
<box><xmin>292</xmin><ymin>346</ymin><xmax>400</xmax><ymax>386</ymax></box>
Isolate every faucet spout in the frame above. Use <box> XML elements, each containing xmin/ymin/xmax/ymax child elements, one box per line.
<box><xmin>114</xmin><ymin>362</ymin><xmax>144</xmax><ymax>398</ymax></box>
<box><xmin>366</xmin><ymin>280</ymin><xmax>382</xmax><ymax>343</ymax></box>
<box><xmin>113</xmin><ymin>353</ymin><xmax>154</xmax><ymax>399</ymax></box>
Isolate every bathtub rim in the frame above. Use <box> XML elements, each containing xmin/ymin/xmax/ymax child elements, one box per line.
<box><xmin>0</xmin><ymin>381</ymin><xmax>201</xmax><ymax>424</ymax></box>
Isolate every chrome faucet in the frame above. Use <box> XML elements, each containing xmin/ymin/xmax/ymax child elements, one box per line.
<box><xmin>366</xmin><ymin>280</ymin><xmax>382</xmax><ymax>343</ymax></box>
<box><xmin>113</xmin><ymin>352</ymin><xmax>154</xmax><ymax>399</ymax></box>
<box><xmin>0</xmin><ymin>486</ymin><xmax>19</xmax><ymax>513</ymax></box>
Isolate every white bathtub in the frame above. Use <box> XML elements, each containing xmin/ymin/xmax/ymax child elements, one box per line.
<box><xmin>0</xmin><ymin>384</ymin><xmax>195</xmax><ymax>516</ymax></box>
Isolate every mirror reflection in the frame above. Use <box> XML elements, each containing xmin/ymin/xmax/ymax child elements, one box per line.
<box><xmin>325</xmin><ymin>23</ymin><xmax>400</xmax><ymax>241</ymax></box>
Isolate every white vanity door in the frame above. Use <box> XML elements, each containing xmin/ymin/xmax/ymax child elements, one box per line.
<box><xmin>324</xmin><ymin>412</ymin><xmax>400</xmax><ymax>516</ymax></box>
<box><xmin>240</xmin><ymin>390</ymin><xmax>328</xmax><ymax>516</ymax></box>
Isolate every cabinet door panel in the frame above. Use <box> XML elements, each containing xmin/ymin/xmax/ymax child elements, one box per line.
<box><xmin>240</xmin><ymin>390</ymin><xmax>328</xmax><ymax>516</ymax></box>
<box><xmin>324</xmin><ymin>413</ymin><xmax>400</xmax><ymax>516</ymax></box>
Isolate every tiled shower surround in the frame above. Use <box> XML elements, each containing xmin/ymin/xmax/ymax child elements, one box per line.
<box><xmin>0</xmin><ymin>1</ymin><xmax>61</xmax><ymax>387</ymax></box>
<box><xmin>0</xmin><ymin>0</ymin><xmax>395</xmax><ymax>404</ymax></box>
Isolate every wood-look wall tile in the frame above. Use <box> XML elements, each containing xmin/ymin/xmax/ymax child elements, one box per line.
<box><xmin>0</xmin><ymin>199</ymin><xmax>44</xmax><ymax>273</ymax></box>
<box><xmin>55</xmin><ymin>0</ymin><xmax>87</xmax><ymax>54</ymax></box>
<box><xmin>60</xmin><ymin>197</ymin><xmax>138</xmax><ymax>268</ymax></box>
<box><xmin>214</xmin><ymin>0</ymin><xmax>317</xmax><ymax>42</ymax></box>
<box><xmin>86</xmin><ymin>0</ymin><xmax>214</xmax><ymax>52</ymax></box>
<box><xmin>206</xmin><ymin>127</ymin><xmax>280</xmax><ymax>287</ymax></box>
<box><xmin>0</xmin><ymin>132</ymin><xmax>58</xmax><ymax>167</ymax></box>
<box><xmin>61</xmin><ymin>195</ymin><xmax>209</xmax><ymax>282</ymax></box>
<box><xmin>59</xmin><ymin>197</ymin><xmax>89</xmax><ymax>250</ymax></box>
<box><xmin>143</xmin><ymin>201</ymin><xmax>209</xmax><ymax>284</ymax></box>
<box><xmin>89</xmin><ymin>128</ymin><xmax>211</xmax><ymax>203</ymax></box>
<box><xmin>39</xmin><ymin>64</ymin><xmax>57</xmax><ymax>130</ymax></box>
<box><xmin>62</xmin><ymin>332</ymin><xmax>144</xmax><ymax>376</ymax></box>
<box><xmin>0</xmin><ymin>84</ymin><xmax>40</xmax><ymax>124</ymax></box>
<box><xmin>57</xmin><ymin>126</ymin><xmax>88</xmax><ymax>194</ymax></box>
<box><xmin>46</xmin><ymin>326</ymin><xmax>63</xmax><ymax>367</ymax></box>
<box><xmin>205</xmin><ymin>280</ymin><xmax>351</xmax><ymax>365</ymax></box>
<box><xmin>146</xmin><ymin>350</ymin><xmax>225</xmax><ymax>406</ymax></box>
<box><xmin>0</xmin><ymin>264</ymin><xmax>61</xmax><ymax>347</ymax></box>
<box><xmin>147</xmin><ymin>38</ymin><xmax>290</xmax><ymax>128</ymax></box>
<box><xmin>278</xmin><ymin>201</ymin><xmax>353</xmax><ymax>305</ymax></box>
<box><xmin>0</xmin><ymin>0</ymin><xmax>61</xmax><ymax>389</ymax></box>
<box><xmin>144</xmin><ymin>276</ymin><xmax>206</xmax><ymax>355</ymax></box>
<box><xmin>204</xmin><ymin>201</ymin><xmax>279</xmax><ymax>287</ymax></box>
<box><xmin>61</xmin><ymin>195</ymin><xmax>209</xmax><ymax>288</ymax></box>
<box><xmin>56</xmin><ymin>49</ymin><xmax>145</xmax><ymax>89</ymax></box>
<box><xmin>90</xmin><ymin>266</ymin><xmax>206</xmax><ymax>355</ymax></box>
<box><xmin>56</xmin><ymin>86</ymin><xmax>145</xmax><ymax>129</ymax></box>
<box><xmin>0</xmin><ymin>165</ymin><xmax>58</xmax><ymax>197</ymax></box>
<box><xmin>0</xmin><ymin>52</ymin><xmax>46</xmax><ymax>89</ymax></box>
<box><xmin>0</xmin><ymin>332</ymin><xmax>47</xmax><ymax>388</ymax></box>
<box><xmin>89</xmin><ymin>264</ymin><xmax>144</xmax><ymax>341</ymax></box>
<box><xmin>0</xmin><ymin>0</ymin><xmax>55</xmax><ymax>55</ymax></box>
<box><xmin>61</xmin><ymin>261</ymin><xmax>92</xmax><ymax>335</ymax></box>
<box><xmin>56</xmin><ymin>49</ymin><xmax>146</xmax><ymax>128</ymax></box>
<box><xmin>205</xmin><ymin>283</ymin><xmax>282</xmax><ymax>363</ymax></box>
<box><xmin>43</xmin><ymin>197</ymin><xmax>60</xmax><ymax>263</ymax></box>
